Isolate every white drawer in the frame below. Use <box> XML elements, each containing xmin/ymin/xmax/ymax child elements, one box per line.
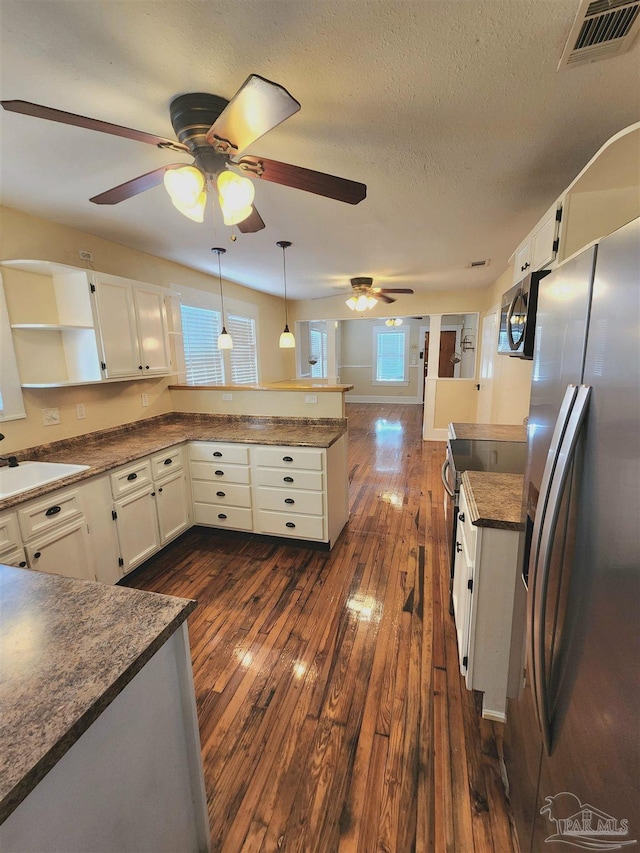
<box><xmin>151</xmin><ymin>446</ymin><xmax>183</xmax><ymax>480</ymax></box>
<box><xmin>254</xmin><ymin>467</ymin><xmax>323</xmax><ymax>491</ymax></box>
<box><xmin>256</xmin><ymin>486</ymin><xmax>324</xmax><ymax>516</ymax></box>
<box><xmin>190</xmin><ymin>460</ymin><xmax>251</xmax><ymax>485</ymax></box>
<box><xmin>1</xmin><ymin>546</ymin><xmax>28</xmax><ymax>568</ymax></box>
<box><xmin>18</xmin><ymin>489</ymin><xmax>84</xmax><ymax>541</ymax></box>
<box><xmin>110</xmin><ymin>459</ymin><xmax>153</xmax><ymax>499</ymax></box>
<box><xmin>191</xmin><ymin>481</ymin><xmax>252</xmax><ymax>508</ymax></box>
<box><xmin>190</xmin><ymin>442</ymin><xmax>249</xmax><ymax>465</ymax></box>
<box><xmin>193</xmin><ymin>503</ymin><xmax>253</xmax><ymax>531</ymax></box>
<box><xmin>0</xmin><ymin>512</ymin><xmax>21</xmax><ymax>555</ymax></box>
<box><xmin>257</xmin><ymin>509</ymin><xmax>325</xmax><ymax>541</ymax></box>
<box><xmin>253</xmin><ymin>446</ymin><xmax>323</xmax><ymax>471</ymax></box>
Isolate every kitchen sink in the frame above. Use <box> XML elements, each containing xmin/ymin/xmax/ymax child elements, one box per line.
<box><xmin>0</xmin><ymin>461</ymin><xmax>90</xmax><ymax>500</ymax></box>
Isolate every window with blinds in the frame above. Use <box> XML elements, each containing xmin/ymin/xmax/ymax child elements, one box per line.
<box><xmin>228</xmin><ymin>314</ymin><xmax>258</xmax><ymax>384</ymax></box>
<box><xmin>180</xmin><ymin>304</ymin><xmax>225</xmax><ymax>384</ymax></box>
<box><xmin>374</xmin><ymin>328</ymin><xmax>407</xmax><ymax>383</ymax></box>
<box><xmin>309</xmin><ymin>328</ymin><xmax>328</xmax><ymax>378</ymax></box>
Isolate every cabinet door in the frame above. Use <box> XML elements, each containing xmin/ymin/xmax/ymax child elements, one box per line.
<box><xmin>530</xmin><ymin>203</ymin><xmax>560</xmax><ymax>270</ymax></box>
<box><xmin>451</xmin><ymin>531</ymin><xmax>474</xmax><ymax>676</ymax></box>
<box><xmin>134</xmin><ymin>287</ymin><xmax>170</xmax><ymax>376</ymax></box>
<box><xmin>26</xmin><ymin>520</ymin><xmax>95</xmax><ymax>581</ymax></box>
<box><xmin>92</xmin><ymin>275</ymin><xmax>140</xmax><ymax>378</ymax></box>
<box><xmin>114</xmin><ymin>486</ymin><xmax>160</xmax><ymax>573</ymax></box>
<box><xmin>155</xmin><ymin>470</ymin><xmax>190</xmax><ymax>545</ymax></box>
<box><xmin>0</xmin><ymin>546</ymin><xmax>28</xmax><ymax>568</ymax></box>
<box><xmin>513</xmin><ymin>240</ymin><xmax>531</xmax><ymax>283</ymax></box>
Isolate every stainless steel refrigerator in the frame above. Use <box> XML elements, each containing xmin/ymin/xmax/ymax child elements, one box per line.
<box><xmin>504</xmin><ymin>217</ymin><xmax>640</xmax><ymax>853</ymax></box>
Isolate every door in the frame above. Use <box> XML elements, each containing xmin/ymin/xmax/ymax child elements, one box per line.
<box><xmin>438</xmin><ymin>330</ymin><xmax>457</xmax><ymax>377</ymax></box>
<box><xmin>114</xmin><ymin>486</ymin><xmax>160</xmax><ymax>573</ymax></box>
<box><xmin>26</xmin><ymin>520</ymin><xmax>95</xmax><ymax>581</ymax></box>
<box><xmin>476</xmin><ymin>308</ymin><xmax>497</xmax><ymax>422</ymax></box>
<box><xmin>134</xmin><ymin>287</ymin><xmax>171</xmax><ymax>376</ymax></box>
<box><xmin>155</xmin><ymin>470</ymin><xmax>190</xmax><ymax>545</ymax></box>
<box><xmin>92</xmin><ymin>274</ymin><xmax>140</xmax><ymax>378</ymax></box>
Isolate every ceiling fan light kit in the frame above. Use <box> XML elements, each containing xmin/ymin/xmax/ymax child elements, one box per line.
<box><xmin>345</xmin><ymin>276</ymin><xmax>415</xmax><ymax>311</ymax></box>
<box><xmin>277</xmin><ymin>240</ymin><xmax>295</xmax><ymax>349</ymax></box>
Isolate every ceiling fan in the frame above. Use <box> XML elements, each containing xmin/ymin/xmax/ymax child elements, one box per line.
<box><xmin>1</xmin><ymin>74</ymin><xmax>367</xmax><ymax>233</ymax></box>
<box><xmin>346</xmin><ymin>276</ymin><xmax>414</xmax><ymax>310</ymax></box>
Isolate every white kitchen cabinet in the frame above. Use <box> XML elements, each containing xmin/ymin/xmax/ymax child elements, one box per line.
<box><xmin>92</xmin><ymin>273</ymin><xmax>170</xmax><ymax>379</ymax></box>
<box><xmin>512</xmin><ymin>200</ymin><xmax>563</xmax><ymax>284</ymax></box>
<box><xmin>113</xmin><ymin>484</ymin><xmax>161</xmax><ymax>574</ymax></box>
<box><xmin>1</xmin><ymin>546</ymin><xmax>28</xmax><ymax>568</ymax></box>
<box><xmin>452</xmin><ymin>481</ymin><xmax>521</xmax><ymax>722</ymax></box>
<box><xmin>152</xmin><ymin>448</ymin><xmax>191</xmax><ymax>546</ymax></box>
<box><xmin>190</xmin><ymin>442</ymin><xmax>253</xmax><ymax>532</ymax></box>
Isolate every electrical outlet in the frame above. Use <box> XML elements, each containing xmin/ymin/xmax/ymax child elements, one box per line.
<box><xmin>222</xmin><ymin>392</ymin><xmax>233</xmax><ymax>401</ymax></box>
<box><xmin>41</xmin><ymin>407</ymin><xmax>61</xmax><ymax>426</ymax></box>
<box><xmin>305</xmin><ymin>394</ymin><xmax>318</xmax><ymax>404</ymax></box>
<box><xmin>78</xmin><ymin>250</ymin><xmax>93</xmax><ymax>262</ymax></box>
<box><xmin>141</xmin><ymin>393</ymin><xmax>149</xmax><ymax>407</ymax></box>
<box><xmin>76</xmin><ymin>403</ymin><xmax>86</xmax><ymax>420</ymax></box>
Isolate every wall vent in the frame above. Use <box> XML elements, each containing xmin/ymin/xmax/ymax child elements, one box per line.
<box><xmin>558</xmin><ymin>0</ymin><xmax>640</xmax><ymax>68</ymax></box>
<box><xmin>467</xmin><ymin>259</ymin><xmax>490</xmax><ymax>268</ymax></box>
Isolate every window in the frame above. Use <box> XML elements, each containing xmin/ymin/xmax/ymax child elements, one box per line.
<box><xmin>309</xmin><ymin>327</ymin><xmax>328</xmax><ymax>378</ymax></box>
<box><xmin>373</xmin><ymin>327</ymin><xmax>408</xmax><ymax>384</ymax></box>
<box><xmin>180</xmin><ymin>304</ymin><xmax>225</xmax><ymax>384</ymax></box>
<box><xmin>228</xmin><ymin>314</ymin><xmax>258</xmax><ymax>384</ymax></box>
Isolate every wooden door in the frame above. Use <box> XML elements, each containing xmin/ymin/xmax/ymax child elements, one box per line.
<box><xmin>438</xmin><ymin>330</ymin><xmax>458</xmax><ymax>377</ymax></box>
<box><xmin>423</xmin><ymin>332</ymin><xmax>430</xmax><ymax>383</ymax></box>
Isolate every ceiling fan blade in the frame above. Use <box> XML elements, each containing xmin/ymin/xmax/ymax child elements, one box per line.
<box><xmin>205</xmin><ymin>74</ymin><xmax>300</xmax><ymax>156</ymax></box>
<box><xmin>378</xmin><ymin>288</ymin><xmax>415</xmax><ymax>294</ymax></box>
<box><xmin>378</xmin><ymin>294</ymin><xmax>396</xmax><ymax>304</ymax></box>
<box><xmin>236</xmin><ymin>156</ymin><xmax>367</xmax><ymax>205</ymax></box>
<box><xmin>237</xmin><ymin>206</ymin><xmax>265</xmax><ymax>233</ymax></box>
<box><xmin>1</xmin><ymin>100</ymin><xmax>188</xmax><ymax>152</ymax></box>
<box><xmin>90</xmin><ymin>165</ymin><xmax>186</xmax><ymax>204</ymax></box>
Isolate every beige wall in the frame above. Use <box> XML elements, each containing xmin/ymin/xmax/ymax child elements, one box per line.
<box><xmin>0</xmin><ymin>205</ymin><xmax>298</xmax><ymax>451</ymax></box>
<box><xmin>170</xmin><ymin>388</ymin><xmax>345</xmax><ymax>418</ymax></box>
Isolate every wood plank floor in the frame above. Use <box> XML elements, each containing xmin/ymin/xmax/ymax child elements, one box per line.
<box><xmin>124</xmin><ymin>403</ymin><xmax>517</xmax><ymax>852</ymax></box>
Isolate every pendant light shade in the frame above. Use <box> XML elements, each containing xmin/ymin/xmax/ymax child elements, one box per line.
<box><xmin>212</xmin><ymin>247</ymin><xmax>233</xmax><ymax>350</ymax></box>
<box><xmin>346</xmin><ymin>294</ymin><xmax>378</xmax><ymax>311</ymax></box>
<box><xmin>277</xmin><ymin>240</ymin><xmax>295</xmax><ymax>349</ymax></box>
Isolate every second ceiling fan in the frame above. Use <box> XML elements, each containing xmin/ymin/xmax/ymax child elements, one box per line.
<box><xmin>346</xmin><ymin>276</ymin><xmax>414</xmax><ymax>310</ymax></box>
<box><xmin>1</xmin><ymin>74</ymin><xmax>367</xmax><ymax>233</ymax></box>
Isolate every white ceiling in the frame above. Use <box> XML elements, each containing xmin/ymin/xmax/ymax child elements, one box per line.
<box><xmin>0</xmin><ymin>0</ymin><xmax>638</xmax><ymax>300</ymax></box>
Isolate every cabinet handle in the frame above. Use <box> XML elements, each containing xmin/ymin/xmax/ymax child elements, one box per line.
<box><xmin>521</xmin><ymin>261</ymin><xmax>530</xmax><ymax>272</ymax></box>
<box><xmin>218</xmin><ymin>513</ymin><xmax>227</xmax><ymax>520</ymax></box>
<box><xmin>283</xmin><ymin>476</ymin><xmax>294</xmax><ymax>483</ymax></box>
<box><xmin>151</xmin><ymin>492</ymin><xmax>156</xmax><ymax>497</ymax></box>
<box><xmin>285</xmin><ymin>498</ymin><xmax>295</xmax><ymax>504</ymax></box>
<box><xmin>216</xmin><ymin>491</ymin><xmax>226</xmax><ymax>497</ymax></box>
<box><xmin>45</xmin><ymin>505</ymin><xmax>61</xmax><ymax>517</ymax></box>
<box><xmin>138</xmin><ymin>365</ymin><xmax>143</xmax><ymax>370</ymax></box>
<box><xmin>19</xmin><ymin>561</ymin><xmax>27</xmax><ymax>568</ymax></box>
<box><xmin>459</xmin><ymin>512</ymin><xmax>465</xmax><ymax>523</ymax></box>
<box><xmin>286</xmin><ymin>521</ymin><xmax>296</xmax><ymax>529</ymax></box>
<box><xmin>212</xmin><ymin>451</ymin><xmax>223</xmax><ymax>457</ymax></box>
<box><xmin>145</xmin><ymin>365</ymin><xmax>150</xmax><ymax>370</ymax></box>
<box><xmin>158</xmin><ymin>487</ymin><xmax>163</xmax><ymax>493</ymax></box>
<box><xmin>456</xmin><ymin>541</ymin><xmax>462</xmax><ymax>553</ymax></box>
<box><xmin>163</xmin><ymin>458</ymin><xmax>172</xmax><ymax>466</ymax></box>
<box><xmin>282</xmin><ymin>456</ymin><xmax>293</xmax><ymax>462</ymax></box>
<box><xmin>127</xmin><ymin>472</ymin><xmax>138</xmax><ymax>481</ymax></box>
<box><xmin>214</xmin><ymin>470</ymin><xmax>224</xmax><ymax>476</ymax></box>
<box><xmin>34</xmin><ymin>551</ymin><xmax>41</xmax><ymax>559</ymax></box>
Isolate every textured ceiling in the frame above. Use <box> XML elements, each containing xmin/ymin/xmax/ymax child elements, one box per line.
<box><xmin>0</xmin><ymin>0</ymin><xmax>638</xmax><ymax>300</ymax></box>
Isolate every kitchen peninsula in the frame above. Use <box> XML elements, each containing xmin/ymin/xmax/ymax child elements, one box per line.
<box><xmin>0</xmin><ymin>564</ymin><xmax>210</xmax><ymax>852</ymax></box>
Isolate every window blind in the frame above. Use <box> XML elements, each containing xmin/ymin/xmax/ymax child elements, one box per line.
<box><xmin>228</xmin><ymin>314</ymin><xmax>258</xmax><ymax>384</ymax></box>
<box><xmin>309</xmin><ymin>328</ymin><xmax>328</xmax><ymax>378</ymax></box>
<box><xmin>375</xmin><ymin>329</ymin><xmax>406</xmax><ymax>382</ymax></box>
<box><xmin>180</xmin><ymin>304</ymin><xmax>225</xmax><ymax>384</ymax></box>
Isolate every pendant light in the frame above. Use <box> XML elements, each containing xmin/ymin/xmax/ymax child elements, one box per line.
<box><xmin>277</xmin><ymin>240</ymin><xmax>295</xmax><ymax>348</ymax></box>
<box><xmin>212</xmin><ymin>247</ymin><xmax>233</xmax><ymax>350</ymax></box>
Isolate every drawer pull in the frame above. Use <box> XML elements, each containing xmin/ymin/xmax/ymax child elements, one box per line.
<box><xmin>214</xmin><ymin>470</ymin><xmax>224</xmax><ymax>476</ymax></box>
<box><xmin>284</xmin><ymin>498</ymin><xmax>295</xmax><ymax>504</ymax></box>
<box><xmin>456</xmin><ymin>541</ymin><xmax>463</xmax><ymax>553</ymax></box>
<box><xmin>45</xmin><ymin>505</ymin><xmax>62</xmax><ymax>517</ymax></box>
<box><xmin>282</xmin><ymin>456</ymin><xmax>293</xmax><ymax>462</ymax></box>
<box><xmin>19</xmin><ymin>561</ymin><xmax>27</xmax><ymax>568</ymax></box>
<box><xmin>127</xmin><ymin>472</ymin><xmax>138</xmax><ymax>481</ymax></box>
<box><xmin>285</xmin><ymin>521</ymin><xmax>296</xmax><ymax>529</ymax></box>
<box><xmin>216</xmin><ymin>491</ymin><xmax>226</xmax><ymax>497</ymax></box>
<box><xmin>283</xmin><ymin>476</ymin><xmax>294</xmax><ymax>483</ymax></box>
<box><xmin>218</xmin><ymin>513</ymin><xmax>227</xmax><ymax>520</ymax></box>
<box><xmin>163</xmin><ymin>458</ymin><xmax>173</xmax><ymax>466</ymax></box>
<box><xmin>151</xmin><ymin>492</ymin><xmax>156</xmax><ymax>497</ymax></box>
<box><xmin>158</xmin><ymin>487</ymin><xmax>163</xmax><ymax>493</ymax></box>
<box><xmin>212</xmin><ymin>451</ymin><xmax>223</xmax><ymax>457</ymax></box>
<box><xmin>459</xmin><ymin>512</ymin><xmax>465</xmax><ymax>523</ymax></box>
<box><xmin>34</xmin><ymin>551</ymin><xmax>41</xmax><ymax>559</ymax></box>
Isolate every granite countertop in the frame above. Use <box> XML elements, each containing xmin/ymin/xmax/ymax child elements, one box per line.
<box><xmin>449</xmin><ymin>422</ymin><xmax>527</xmax><ymax>442</ymax></box>
<box><xmin>0</xmin><ymin>564</ymin><xmax>195</xmax><ymax>823</ymax></box>
<box><xmin>0</xmin><ymin>413</ymin><xmax>348</xmax><ymax>512</ymax></box>
<box><xmin>170</xmin><ymin>381</ymin><xmax>355</xmax><ymax>392</ymax></box>
<box><xmin>461</xmin><ymin>470</ymin><xmax>525</xmax><ymax>530</ymax></box>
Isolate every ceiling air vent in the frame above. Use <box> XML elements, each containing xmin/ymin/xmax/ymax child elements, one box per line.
<box><xmin>558</xmin><ymin>0</ymin><xmax>640</xmax><ymax>68</ymax></box>
<box><xmin>467</xmin><ymin>259</ymin><xmax>490</xmax><ymax>268</ymax></box>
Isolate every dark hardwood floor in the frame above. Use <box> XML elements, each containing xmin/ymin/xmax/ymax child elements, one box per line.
<box><xmin>124</xmin><ymin>403</ymin><xmax>516</xmax><ymax>852</ymax></box>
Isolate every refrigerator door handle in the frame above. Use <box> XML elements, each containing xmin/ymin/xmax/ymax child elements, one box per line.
<box><xmin>441</xmin><ymin>457</ymin><xmax>456</xmax><ymax>498</ymax></box>
<box><xmin>527</xmin><ymin>385</ymin><xmax>579</xmax><ymax>715</ymax></box>
<box><xmin>532</xmin><ymin>384</ymin><xmax>591</xmax><ymax>755</ymax></box>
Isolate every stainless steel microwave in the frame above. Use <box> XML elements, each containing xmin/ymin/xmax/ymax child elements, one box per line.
<box><xmin>497</xmin><ymin>270</ymin><xmax>550</xmax><ymax>359</ymax></box>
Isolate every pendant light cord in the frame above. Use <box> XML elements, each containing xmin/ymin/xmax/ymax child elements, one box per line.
<box><xmin>217</xmin><ymin>252</ymin><xmax>226</xmax><ymax>323</ymax></box>
<box><xmin>282</xmin><ymin>244</ymin><xmax>289</xmax><ymax>327</ymax></box>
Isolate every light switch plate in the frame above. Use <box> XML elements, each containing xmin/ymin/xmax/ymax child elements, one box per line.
<box><xmin>222</xmin><ymin>393</ymin><xmax>233</xmax><ymax>401</ymax></box>
<box><xmin>305</xmin><ymin>394</ymin><xmax>318</xmax><ymax>404</ymax></box>
<box><xmin>76</xmin><ymin>403</ymin><xmax>86</xmax><ymax>420</ymax></box>
<box><xmin>42</xmin><ymin>407</ymin><xmax>60</xmax><ymax>426</ymax></box>
<box><xmin>141</xmin><ymin>393</ymin><xmax>149</xmax><ymax>407</ymax></box>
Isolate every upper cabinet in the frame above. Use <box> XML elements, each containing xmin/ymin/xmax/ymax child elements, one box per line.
<box><xmin>512</xmin><ymin>200</ymin><xmax>563</xmax><ymax>285</ymax></box>
<box><xmin>1</xmin><ymin>261</ymin><xmax>172</xmax><ymax>387</ymax></box>
<box><xmin>92</xmin><ymin>273</ymin><xmax>170</xmax><ymax>379</ymax></box>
